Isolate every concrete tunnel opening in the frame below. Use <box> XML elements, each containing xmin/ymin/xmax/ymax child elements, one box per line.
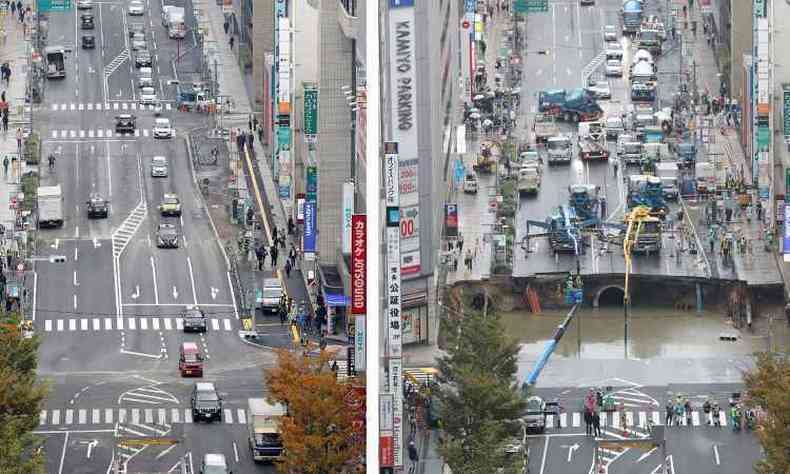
<box><xmin>596</xmin><ymin>286</ymin><xmax>625</xmax><ymax>307</ymax></box>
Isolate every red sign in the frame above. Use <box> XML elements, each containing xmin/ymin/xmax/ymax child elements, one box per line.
<box><xmin>350</xmin><ymin>214</ymin><xmax>366</xmax><ymax>315</ymax></box>
<box><xmin>380</xmin><ymin>435</ymin><xmax>394</xmax><ymax>467</ymax></box>
<box><xmin>345</xmin><ymin>385</ymin><xmax>366</xmax><ymax>440</ymax></box>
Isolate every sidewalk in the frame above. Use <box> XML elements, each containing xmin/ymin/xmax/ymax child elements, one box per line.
<box><xmin>202</xmin><ymin>2</ymin><xmax>325</xmax><ymax>345</ymax></box>
<box><xmin>0</xmin><ymin>14</ymin><xmax>30</xmax><ymax>230</ymax></box>
<box><xmin>683</xmin><ymin>0</ymin><xmax>782</xmax><ymax>288</ymax></box>
<box><xmin>445</xmin><ymin>7</ymin><xmax>513</xmax><ymax>287</ymax></box>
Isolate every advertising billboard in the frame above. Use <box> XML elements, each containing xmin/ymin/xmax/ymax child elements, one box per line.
<box><xmin>445</xmin><ymin>203</ymin><xmax>459</xmax><ymax>238</ymax></box>
<box><xmin>303</xmin><ymin>85</ymin><xmax>318</xmax><ymax>136</ymax></box>
<box><xmin>784</xmin><ymin>204</ymin><xmax>790</xmax><ymax>262</ymax></box>
<box><xmin>351</xmin><ymin>215</ymin><xmax>367</xmax><ymax>315</ymax></box>
<box><xmin>303</xmin><ymin>201</ymin><xmax>316</xmax><ymax>256</ymax></box>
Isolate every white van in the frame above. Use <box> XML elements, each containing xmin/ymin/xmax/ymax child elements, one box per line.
<box><xmin>605</xmin><ymin>116</ymin><xmax>624</xmax><ymax>139</ymax></box>
<box><xmin>200</xmin><ymin>453</ymin><xmax>229</xmax><ymax>474</ymax></box>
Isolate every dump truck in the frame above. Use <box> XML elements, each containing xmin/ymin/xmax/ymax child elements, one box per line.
<box><xmin>38</xmin><ymin>185</ymin><xmax>64</xmax><ymax>227</ymax></box>
<box><xmin>627</xmin><ymin>175</ymin><xmax>667</xmax><ymax>215</ymax></box>
<box><xmin>634</xmin><ymin>27</ymin><xmax>662</xmax><ymax>56</ymax></box>
<box><xmin>538</xmin><ymin>88</ymin><xmax>603</xmax><ymax>122</ymax></box>
<box><xmin>546</xmin><ymin>135</ymin><xmax>572</xmax><ymax>164</ymax></box>
<box><xmin>533</xmin><ymin>113</ymin><xmax>559</xmax><ymax>143</ymax></box>
<box><xmin>579</xmin><ymin>137</ymin><xmax>609</xmax><ymax>161</ymax></box>
<box><xmin>517</xmin><ymin>164</ymin><xmax>541</xmax><ymax>195</ymax></box>
<box><xmin>248</xmin><ymin>398</ymin><xmax>287</xmax><ymax>463</ymax></box>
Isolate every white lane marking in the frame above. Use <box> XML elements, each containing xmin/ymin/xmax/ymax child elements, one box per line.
<box><xmin>186</xmin><ymin>257</ymin><xmax>198</xmax><ymax>304</ymax></box>
<box><xmin>223</xmin><ymin>319</ymin><xmax>231</xmax><ymax>331</ymax></box>
<box><xmin>150</xmin><ymin>256</ymin><xmax>159</xmax><ymax>305</ymax></box>
<box><xmin>45</xmin><ymin>320</ymin><xmax>52</xmax><ymax>331</ymax></box>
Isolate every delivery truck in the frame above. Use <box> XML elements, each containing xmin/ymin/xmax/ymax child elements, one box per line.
<box><xmin>38</xmin><ymin>185</ymin><xmax>64</xmax><ymax>227</ymax></box>
<box><xmin>248</xmin><ymin>398</ymin><xmax>286</xmax><ymax>463</ymax></box>
<box><xmin>162</xmin><ymin>6</ymin><xmax>186</xmax><ymax>38</ymax></box>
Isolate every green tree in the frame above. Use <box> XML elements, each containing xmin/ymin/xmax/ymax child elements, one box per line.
<box><xmin>742</xmin><ymin>352</ymin><xmax>790</xmax><ymax>474</ymax></box>
<box><xmin>435</xmin><ymin>305</ymin><xmax>527</xmax><ymax>473</ymax></box>
<box><xmin>0</xmin><ymin>320</ymin><xmax>48</xmax><ymax>474</ymax></box>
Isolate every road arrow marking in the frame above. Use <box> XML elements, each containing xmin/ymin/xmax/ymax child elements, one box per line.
<box><xmin>90</xmin><ymin>145</ymin><xmax>95</xmax><ymax>154</ymax></box>
<box><xmin>51</xmin><ymin>239</ymin><xmax>59</xmax><ymax>249</ymax></box>
<box><xmin>93</xmin><ymin>238</ymin><xmax>101</xmax><ymax>248</ymax></box>
<box><xmin>561</xmin><ymin>443</ymin><xmax>579</xmax><ymax>462</ymax></box>
<box><xmin>172</xmin><ymin>286</ymin><xmax>178</xmax><ymax>300</ymax></box>
<box><xmin>638</xmin><ymin>447</ymin><xmax>657</xmax><ymax>463</ymax></box>
<box><xmin>73</xmin><ymin>271</ymin><xmax>79</xmax><ymax>287</ymax></box>
<box><xmin>131</xmin><ymin>285</ymin><xmax>140</xmax><ymax>299</ymax></box>
<box><xmin>81</xmin><ymin>439</ymin><xmax>97</xmax><ymax>459</ymax></box>
<box><xmin>211</xmin><ymin>287</ymin><xmax>218</xmax><ymax>300</ymax></box>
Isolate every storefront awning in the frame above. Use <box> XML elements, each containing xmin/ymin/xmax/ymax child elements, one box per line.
<box><xmin>324</xmin><ymin>292</ymin><xmax>349</xmax><ymax>307</ymax></box>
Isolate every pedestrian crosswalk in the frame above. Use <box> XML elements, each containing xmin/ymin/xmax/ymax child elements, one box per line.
<box><xmin>49</xmin><ymin>128</ymin><xmax>171</xmax><ymax>139</ymax></box>
<box><xmin>38</xmin><ymin>407</ymin><xmax>248</xmax><ymax>427</ymax></box>
<box><xmin>49</xmin><ymin>102</ymin><xmax>173</xmax><ymax>112</ymax></box>
<box><xmin>542</xmin><ymin>409</ymin><xmax>728</xmax><ymax>430</ymax></box>
<box><xmin>42</xmin><ymin>317</ymin><xmax>234</xmax><ymax>332</ymax></box>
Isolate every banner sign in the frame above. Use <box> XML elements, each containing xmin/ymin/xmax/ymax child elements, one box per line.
<box><xmin>342</xmin><ymin>182</ymin><xmax>354</xmax><ymax>254</ymax></box>
<box><xmin>785</xmin><ymin>204</ymin><xmax>790</xmax><ymax>262</ymax></box>
<box><xmin>445</xmin><ymin>203</ymin><xmax>459</xmax><ymax>238</ymax></box>
<box><xmin>384</xmin><ymin>144</ymin><xmax>399</xmax><ymax>207</ymax></box>
<box><xmin>303</xmin><ymin>202</ymin><xmax>317</xmax><ymax>255</ymax></box>
<box><xmin>389</xmin><ymin>357</ymin><xmax>403</xmax><ymax>466</ymax></box>
<box><xmin>351</xmin><ymin>215</ymin><xmax>367</xmax><ymax>315</ymax></box>
<box><xmin>754</xmin><ymin>0</ymin><xmax>766</xmax><ymax>18</ymax></box>
<box><xmin>306</xmin><ymin>165</ymin><xmax>318</xmax><ymax>202</ymax></box>
<box><xmin>37</xmin><ymin>0</ymin><xmax>71</xmax><ymax>11</ymax></box>
<box><xmin>276</xmin><ymin>0</ymin><xmax>287</xmax><ymax>16</ymax></box>
<box><xmin>296</xmin><ymin>194</ymin><xmax>305</xmax><ymax>223</ymax></box>
<box><xmin>303</xmin><ymin>86</ymin><xmax>318</xmax><ymax>136</ymax></box>
<box><xmin>783</xmin><ymin>85</ymin><xmax>790</xmax><ymax>138</ymax></box>
<box><xmin>380</xmin><ymin>434</ymin><xmax>394</xmax><ymax>467</ymax></box>
<box><xmin>386</xmin><ymin>226</ymin><xmax>402</xmax><ymax>358</ymax></box>
<box><xmin>354</xmin><ymin>315</ymin><xmax>366</xmax><ymax>371</ymax></box>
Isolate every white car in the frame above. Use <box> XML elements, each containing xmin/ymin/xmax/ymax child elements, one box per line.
<box><xmin>76</xmin><ymin>0</ymin><xmax>93</xmax><ymax>9</ymax></box>
<box><xmin>153</xmin><ymin>118</ymin><xmax>174</xmax><ymax>138</ymax></box>
<box><xmin>603</xmin><ymin>25</ymin><xmax>617</xmax><ymax>41</ymax></box>
<box><xmin>127</xmin><ymin>0</ymin><xmax>145</xmax><ymax>15</ymax></box>
<box><xmin>131</xmin><ymin>33</ymin><xmax>146</xmax><ymax>51</ymax></box>
<box><xmin>139</xmin><ymin>87</ymin><xmax>157</xmax><ymax>105</ymax></box>
<box><xmin>151</xmin><ymin>156</ymin><xmax>168</xmax><ymax>177</ymax></box>
<box><xmin>605</xmin><ymin>59</ymin><xmax>623</xmax><ymax>77</ymax></box>
<box><xmin>586</xmin><ymin>80</ymin><xmax>611</xmax><ymax>100</ymax></box>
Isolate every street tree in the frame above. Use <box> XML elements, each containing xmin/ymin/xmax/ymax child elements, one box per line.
<box><xmin>264</xmin><ymin>348</ymin><xmax>362</xmax><ymax>474</ymax></box>
<box><xmin>435</xmin><ymin>304</ymin><xmax>527</xmax><ymax>472</ymax></box>
<box><xmin>742</xmin><ymin>352</ymin><xmax>790</xmax><ymax>474</ymax></box>
<box><xmin>0</xmin><ymin>320</ymin><xmax>48</xmax><ymax>474</ymax></box>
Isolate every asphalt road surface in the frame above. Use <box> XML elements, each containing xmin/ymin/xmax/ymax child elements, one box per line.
<box><xmin>33</xmin><ymin>4</ymin><xmax>277</xmax><ymax>473</ymax></box>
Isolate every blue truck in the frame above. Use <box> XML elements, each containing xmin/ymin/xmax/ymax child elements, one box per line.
<box><xmin>621</xmin><ymin>0</ymin><xmax>643</xmax><ymax>35</ymax></box>
<box><xmin>538</xmin><ymin>88</ymin><xmax>603</xmax><ymax>123</ymax></box>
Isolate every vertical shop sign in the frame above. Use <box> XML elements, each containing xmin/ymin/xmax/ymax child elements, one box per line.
<box><xmin>342</xmin><ymin>182</ymin><xmax>355</xmax><ymax>254</ymax></box>
<box><xmin>303</xmin><ymin>202</ymin><xmax>316</xmax><ymax>257</ymax></box>
<box><xmin>303</xmin><ymin>85</ymin><xmax>319</xmax><ymax>136</ymax></box>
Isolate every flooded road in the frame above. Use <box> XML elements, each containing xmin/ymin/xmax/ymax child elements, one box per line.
<box><xmin>502</xmin><ymin>306</ymin><xmax>790</xmax><ymax>360</ymax></box>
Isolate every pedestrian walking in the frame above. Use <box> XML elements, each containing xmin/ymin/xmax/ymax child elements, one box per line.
<box><xmin>287</xmin><ymin>216</ymin><xmax>295</xmax><ymax>235</ymax></box>
<box><xmin>248</xmin><ymin>115</ymin><xmax>253</xmax><ymax>132</ymax></box>
<box><xmin>3</xmin><ymin>112</ymin><xmax>8</xmax><ymax>134</ymax></box>
<box><xmin>584</xmin><ymin>409</ymin><xmax>593</xmax><ymax>436</ymax></box>
<box><xmin>10</xmin><ymin>1</ymin><xmax>15</xmax><ymax>14</ymax></box>
<box><xmin>665</xmin><ymin>400</ymin><xmax>674</xmax><ymax>426</ymax></box>
<box><xmin>15</xmin><ymin>128</ymin><xmax>22</xmax><ymax>155</ymax></box>
<box><xmin>255</xmin><ymin>246</ymin><xmax>267</xmax><ymax>271</ymax></box>
<box><xmin>2</xmin><ymin>155</ymin><xmax>7</xmax><ymax>177</ymax></box>
<box><xmin>223</xmin><ymin>20</ymin><xmax>229</xmax><ymax>34</ymax></box>
<box><xmin>229</xmin><ymin>36</ymin><xmax>235</xmax><ymax>50</ymax></box>
<box><xmin>278</xmin><ymin>304</ymin><xmax>287</xmax><ymax>325</ymax></box>
<box><xmin>270</xmin><ymin>245</ymin><xmax>278</xmax><ymax>268</ymax></box>
<box><xmin>592</xmin><ymin>411</ymin><xmax>601</xmax><ymax>437</ymax></box>
<box><xmin>284</xmin><ymin>258</ymin><xmax>292</xmax><ymax>279</ymax></box>
<box><xmin>289</xmin><ymin>245</ymin><xmax>297</xmax><ymax>267</ymax></box>
<box><xmin>457</xmin><ymin>235</ymin><xmax>464</xmax><ymax>253</ymax></box>
<box><xmin>684</xmin><ymin>400</ymin><xmax>692</xmax><ymax>426</ymax></box>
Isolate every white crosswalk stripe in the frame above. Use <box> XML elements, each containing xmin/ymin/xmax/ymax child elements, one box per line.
<box><xmin>80</xmin><ymin>318</ymin><xmax>88</xmax><ymax>331</ymax></box>
<box><xmin>171</xmin><ymin>408</ymin><xmax>180</xmax><ymax>424</ymax></box>
<box><xmin>117</xmin><ymin>317</ymin><xmax>124</xmax><ymax>330</ymax></box>
<box><xmin>51</xmin><ymin>409</ymin><xmax>60</xmax><ymax>425</ymax></box>
<box><xmin>131</xmin><ymin>409</ymin><xmax>140</xmax><ymax>425</ymax></box>
<box><xmin>40</xmin><ymin>410</ymin><xmax>46</xmax><ymax>426</ymax></box>
<box><xmin>65</xmin><ymin>409</ymin><xmax>73</xmax><ymax>425</ymax></box>
<box><xmin>92</xmin><ymin>409</ymin><xmax>101</xmax><ymax>424</ymax></box>
<box><xmin>57</xmin><ymin>319</ymin><xmax>64</xmax><ymax>331</ymax></box>
<box><xmin>68</xmin><ymin>319</ymin><xmax>76</xmax><ymax>331</ymax></box>
<box><xmin>158</xmin><ymin>408</ymin><xmax>166</xmax><ymax>425</ymax></box>
<box><xmin>692</xmin><ymin>411</ymin><xmax>701</xmax><ymax>426</ymax></box>
<box><xmin>211</xmin><ymin>319</ymin><xmax>220</xmax><ymax>331</ymax></box>
<box><xmin>223</xmin><ymin>319</ymin><xmax>232</xmax><ymax>331</ymax></box>
<box><xmin>164</xmin><ymin>318</ymin><xmax>172</xmax><ymax>330</ymax></box>
<box><xmin>128</xmin><ymin>318</ymin><xmax>136</xmax><ymax>330</ymax></box>
<box><xmin>652</xmin><ymin>411</ymin><xmax>661</xmax><ymax>425</ymax></box>
<box><xmin>152</xmin><ymin>318</ymin><xmax>160</xmax><ymax>330</ymax></box>
<box><xmin>184</xmin><ymin>409</ymin><xmax>193</xmax><ymax>424</ymax></box>
<box><xmin>140</xmin><ymin>318</ymin><xmax>148</xmax><ymax>330</ymax></box>
<box><xmin>176</xmin><ymin>318</ymin><xmax>184</xmax><ymax>330</ymax></box>
<box><xmin>119</xmin><ymin>408</ymin><xmax>127</xmax><ymax>423</ymax></box>
<box><xmin>78</xmin><ymin>409</ymin><xmax>87</xmax><ymax>424</ymax></box>
<box><xmin>105</xmin><ymin>408</ymin><xmax>113</xmax><ymax>424</ymax></box>
<box><xmin>572</xmin><ymin>412</ymin><xmax>580</xmax><ymax>427</ymax></box>
<box><xmin>144</xmin><ymin>408</ymin><xmax>153</xmax><ymax>424</ymax></box>
<box><xmin>638</xmin><ymin>411</ymin><xmax>647</xmax><ymax>428</ymax></box>
<box><xmin>45</xmin><ymin>320</ymin><xmax>52</xmax><ymax>331</ymax></box>
<box><xmin>223</xmin><ymin>409</ymin><xmax>233</xmax><ymax>424</ymax></box>
<box><xmin>104</xmin><ymin>318</ymin><xmax>113</xmax><ymax>330</ymax></box>
<box><xmin>50</xmin><ymin>102</ymin><xmax>173</xmax><ymax>111</ymax></box>
<box><xmin>237</xmin><ymin>409</ymin><xmax>246</xmax><ymax>425</ymax></box>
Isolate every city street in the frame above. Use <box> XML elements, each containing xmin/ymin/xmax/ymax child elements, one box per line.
<box><xmin>29</xmin><ymin>3</ymin><xmax>279</xmax><ymax>472</ymax></box>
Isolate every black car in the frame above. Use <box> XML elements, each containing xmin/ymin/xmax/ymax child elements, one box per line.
<box><xmin>86</xmin><ymin>193</ymin><xmax>109</xmax><ymax>218</ymax></box>
<box><xmin>135</xmin><ymin>50</ymin><xmax>152</xmax><ymax>68</ymax></box>
<box><xmin>115</xmin><ymin>114</ymin><xmax>136</xmax><ymax>133</ymax></box>
<box><xmin>81</xmin><ymin>14</ymin><xmax>95</xmax><ymax>29</ymax></box>
<box><xmin>156</xmin><ymin>223</ymin><xmax>179</xmax><ymax>248</ymax></box>
<box><xmin>182</xmin><ymin>305</ymin><xmax>207</xmax><ymax>333</ymax></box>
<box><xmin>191</xmin><ymin>382</ymin><xmax>222</xmax><ymax>422</ymax></box>
<box><xmin>81</xmin><ymin>35</ymin><xmax>95</xmax><ymax>49</ymax></box>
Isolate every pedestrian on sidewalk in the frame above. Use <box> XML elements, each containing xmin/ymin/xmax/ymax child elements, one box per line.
<box><xmin>229</xmin><ymin>36</ymin><xmax>235</xmax><ymax>50</ymax></box>
<box><xmin>457</xmin><ymin>234</ymin><xmax>464</xmax><ymax>253</ymax></box>
<box><xmin>584</xmin><ymin>409</ymin><xmax>592</xmax><ymax>436</ymax></box>
<box><xmin>2</xmin><ymin>113</ymin><xmax>8</xmax><ymax>134</ymax></box>
<box><xmin>15</xmin><ymin>128</ymin><xmax>22</xmax><ymax>155</ymax></box>
<box><xmin>257</xmin><ymin>124</ymin><xmax>263</xmax><ymax>143</ymax></box>
<box><xmin>255</xmin><ymin>245</ymin><xmax>267</xmax><ymax>271</ymax></box>
<box><xmin>270</xmin><ymin>244</ymin><xmax>278</xmax><ymax>269</ymax></box>
<box><xmin>10</xmin><ymin>1</ymin><xmax>15</xmax><ymax>15</ymax></box>
<box><xmin>223</xmin><ymin>20</ymin><xmax>229</xmax><ymax>35</ymax></box>
<box><xmin>665</xmin><ymin>400</ymin><xmax>674</xmax><ymax>426</ymax></box>
<box><xmin>284</xmin><ymin>258</ymin><xmax>292</xmax><ymax>279</ymax></box>
<box><xmin>287</xmin><ymin>216</ymin><xmax>294</xmax><ymax>236</ymax></box>
<box><xmin>289</xmin><ymin>245</ymin><xmax>297</xmax><ymax>268</ymax></box>
<box><xmin>248</xmin><ymin>115</ymin><xmax>253</xmax><ymax>132</ymax></box>
<box><xmin>592</xmin><ymin>411</ymin><xmax>601</xmax><ymax>437</ymax></box>
<box><xmin>2</xmin><ymin>156</ymin><xmax>8</xmax><ymax>177</ymax></box>
<box><xmin>278</xmin><ymin>304</ymin><xmax>287</xmax><ymax>325</ymax></box>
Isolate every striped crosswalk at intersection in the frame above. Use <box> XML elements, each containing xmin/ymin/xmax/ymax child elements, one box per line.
<box><xmin>42</xmin><ymin>317</ymin><xmax>234</xmax><ymax>332</ymax></box>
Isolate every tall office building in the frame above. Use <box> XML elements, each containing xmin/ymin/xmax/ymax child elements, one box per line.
<box><xmin>381</xmin><ymin>0</ymin><xmax>464</xmax><ymax>351</ymax></box>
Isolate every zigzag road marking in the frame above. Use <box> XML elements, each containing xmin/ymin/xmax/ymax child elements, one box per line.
<box><xmin>112</xmin><ymin>202</ymin><xmax>147</xmax><ymax>258</ymax></box>
<box><xmin>104</xmin><ymin>50</ymin><xmax>130</xmax><ymax>77</ymax></box>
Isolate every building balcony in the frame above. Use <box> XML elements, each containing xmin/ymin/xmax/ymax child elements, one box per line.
<box><xmin>337</xmin><ymin>0</ymin><xmax>359</xmax><ymax>40</ymax></box>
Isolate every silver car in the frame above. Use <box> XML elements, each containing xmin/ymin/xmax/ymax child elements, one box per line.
<box><xmin>151</xmin><ymin>156</ymin><xmax>168</xmax><ymax>177</ymax></box>
<box><xmin>153</xmin><ymin>118</ymin><xmax>173</xmax><ymax>138</ymax></box>
<box><xmin>131</xmin><ymin>33</ymin><xmax>146</xmax><ymax>51</ymax></box>
<box><xmin>605</xmin><ymin>59</ymin><xmax>623</xmax><ymax>77</ymax></box>
<box><xmin>76</xmin><ymin>0</ymin><xmax>93</xmax><ymax>9</ymax></box>
<box><xmin>127</xmin><ymin>0</ymin><xmax>145</xmax><ymax>15</ymax></box>
<box><xmin>139</xmin><ymin>86</ymin><xmax>157</xmax><ymax>105</ymax></box>
<box><xmin>586</xmin><ymin>80</ymin><xmax>611</xmax><ymax>100</ymax></box>
<box><xmin>603</xmin><ymin>25</ymin><xmax>617</xmax><ymax>42</ymax></box>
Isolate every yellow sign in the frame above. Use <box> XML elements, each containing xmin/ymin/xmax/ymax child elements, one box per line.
<box><xmin>241</xmin><ymin>318</ymin><xmax>253</xmax><ymax>331</ymax></box>
<box><xmin>118</xmin><ymin>438</ymin><xmax>179</xmax><ymax>447</ymax></box>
